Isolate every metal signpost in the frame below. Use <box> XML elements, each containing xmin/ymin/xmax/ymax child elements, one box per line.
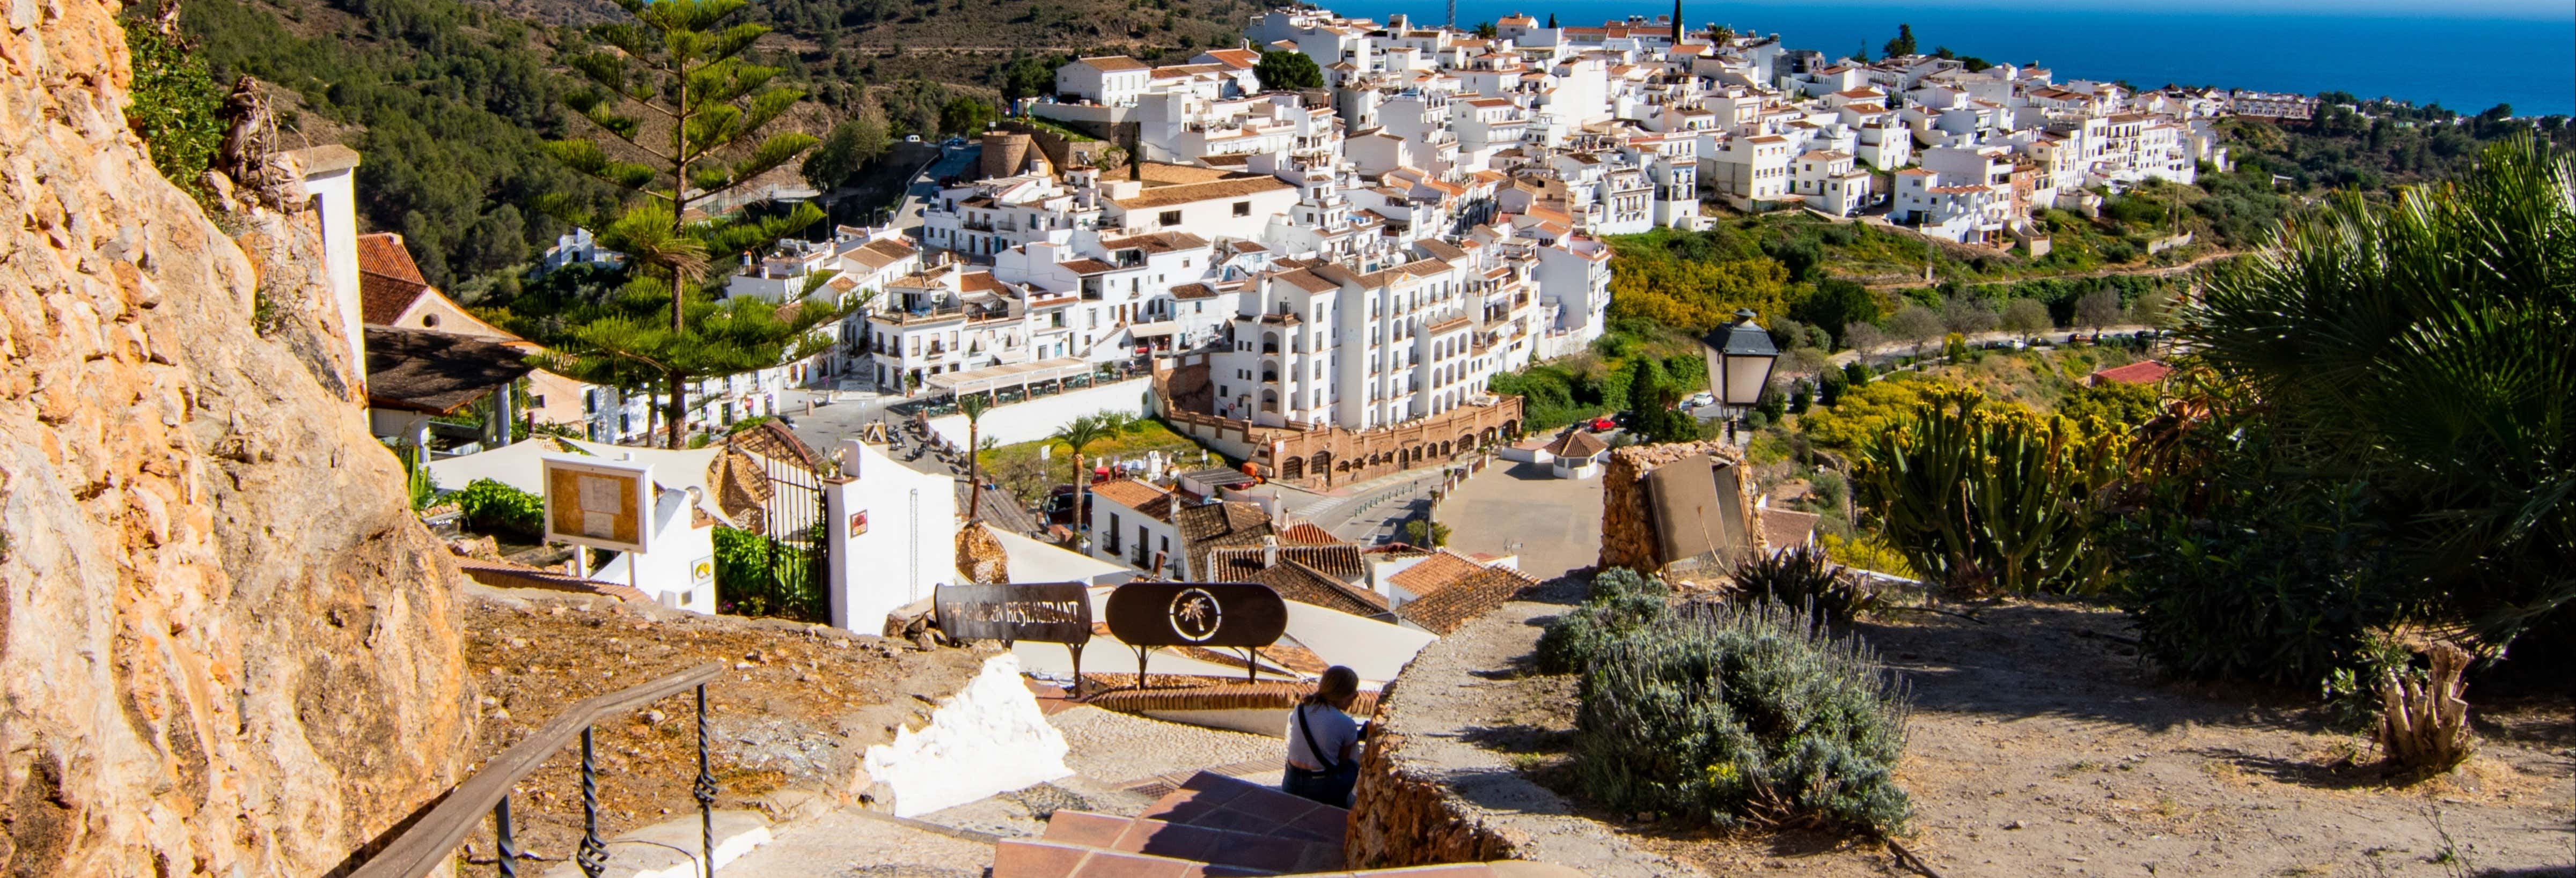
<box><xmin>1103</xmin><ymin>582</ymin><xmax>1289</xmax><ymax>687</ymax></box>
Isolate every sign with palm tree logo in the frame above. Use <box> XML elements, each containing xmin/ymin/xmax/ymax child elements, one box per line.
<box><xmin>1104</xmin><ymin>582</ymin><xmax>1286</xmax><ymax>647</ymax></box>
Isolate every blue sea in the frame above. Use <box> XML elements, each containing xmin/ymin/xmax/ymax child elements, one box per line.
<box><xmin>1355</xmin><ymin>0</ymin><xmax>2576</xmax><ymax>116</ymax></box>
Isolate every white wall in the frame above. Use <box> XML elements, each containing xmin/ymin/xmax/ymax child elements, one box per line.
<box><xmin>592</xmin><ymin>488</ymin><xmax>718</xmax><ymax>614</ymax></box>
<box><xmin>860</xmin><ymin>654</ymin><xmax>1072</xmax><ymax>817</ymax></box>
<box><xmin>926</xmin><ymin>377</ymin><xmax>1153</xmax><ymax>448</ymax></box>
<box><xmin>827</xmin><ymin>439</ymin><xmax>960</xmax><ymax>633</ymax></box>
<box><xmin>305</xmin><ymin>166</ymin><xmax>362</xmax><ymax>383</ymax></box>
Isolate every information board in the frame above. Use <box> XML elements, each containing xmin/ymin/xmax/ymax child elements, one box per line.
<box><xmin>541</xmin><ymin>457</ymin><xmax>654</xmax><ymax>554</ymax></box>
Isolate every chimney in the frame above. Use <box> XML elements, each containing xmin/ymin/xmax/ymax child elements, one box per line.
<box><xmin>1261</xmin><ymin>534</ymin><xmax>1280</xmax><ymax>568</ymax></box>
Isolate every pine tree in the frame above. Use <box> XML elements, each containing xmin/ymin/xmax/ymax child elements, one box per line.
<box><xmin>527</xmin><ymin>0</ymin><xmax>858</xmax><ymax>447</ymax></box>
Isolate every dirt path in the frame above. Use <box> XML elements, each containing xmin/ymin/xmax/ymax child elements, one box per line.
<box><xmin>1440</xmin><ymin>593</ymin><xmax>2572</xmax><ymax>876</ymax></box>
<box><xmin>1823</xmin><ymin>602</ymin><xmax>2572</xmax><ymax>877</ymax></box>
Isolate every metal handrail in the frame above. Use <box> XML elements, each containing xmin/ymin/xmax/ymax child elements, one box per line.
<box><xmin>351</xmin><ymin>661</ymin><xmax>728</xmax><ymax>878</ymax></box>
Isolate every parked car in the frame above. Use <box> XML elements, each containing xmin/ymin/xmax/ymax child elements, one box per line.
<box><xmin>1587</xmin><ymin>416</ymin><xmax>1618</xmax><ymax>432</ymax></box>
<box><xmin>1687</xmin><ymin>392</ymin><xmax>1715</xmax><ymax>408</ymax></box>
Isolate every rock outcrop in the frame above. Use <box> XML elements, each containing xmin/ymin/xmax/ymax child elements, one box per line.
<box><xmin>0</xmin><ymin>2</ymin><xmax>473</xmax><ymax>874</ymax></box>
<box><xmin>1595</xmin><ymin>441</ymin><xmax>1764</xmax><ymax>575</ymax></box>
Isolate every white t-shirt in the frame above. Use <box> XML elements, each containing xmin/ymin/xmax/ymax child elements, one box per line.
<box><xmin>1285</xmin><ymin>702</ymin><xmax>1360</xmax><ymax>770</ymax></box>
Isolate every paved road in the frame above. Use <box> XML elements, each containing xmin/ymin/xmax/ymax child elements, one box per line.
<box><xmin>1434</xmin><ymin>459</ymin><xmax>1606</xmax><ymax>581</ymax></box>
<box><xmin>896</xmin><ymin>145</ymin><xmax>980</xmax><ymax>233</ymax></box>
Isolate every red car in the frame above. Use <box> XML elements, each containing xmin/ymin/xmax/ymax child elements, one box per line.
<box><xmin>1587</xmin><ymin>416</ymin><xmax>1618</xmax><ymax>432</ymax></box>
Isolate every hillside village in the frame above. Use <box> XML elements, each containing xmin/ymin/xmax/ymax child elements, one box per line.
<box><xmin>5</xmin><ymin>0</ymin><xmax>2571</xmax><ymax>874</ymax></box>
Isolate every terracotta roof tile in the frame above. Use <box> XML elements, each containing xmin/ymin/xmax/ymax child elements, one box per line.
<box><xmin>1387</xmin><ymin>551</ymin><xmax>1481</xmax><ymax>596</ymax></box>
<box><xmin>1762</xmin><ymin>508</ymin><xmax>1820</xmax><ymax>549</ymax></box>
<box><xmin>358</xmin><ymin>270</ymin><xmax>429</xmax><ymax>326</ymax></box>
<box><xmin>356</xmin><ymin>233</ymin><xmax>426</xmax><ymax>284</ymax></box>
<box><xmin>1281</xmin><ymin>522</ymin><xmax>1341</xmax><ymax>545</ymax></box>
<box><xmin>1176</xmin><ymin>501</ymin><xmax>1274</xmax><ymax>551</ymax></box>
<box><xmin>1091</xmin><ymin>478</ymin><xmax>1173</xmax><ymax>518</ymax></box>
<box><xmin>1397</xmin><ymin>565</ymin><xmax>1536</xmax><ymax>634</ymax></box>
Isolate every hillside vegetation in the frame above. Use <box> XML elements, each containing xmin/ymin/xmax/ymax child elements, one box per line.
<box><xmin>172</xmin><ymin>0</ymin><xmax>1238</xmax><ymax>296</ymax></box>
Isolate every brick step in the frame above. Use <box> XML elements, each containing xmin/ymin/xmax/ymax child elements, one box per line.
<box><xmin>1040</xmin><ymin>810</ymin><xmax>1343</xmax><ymax>874</ymax></box>
<box><xmin>994</xmin><ymin>839</ymin><xmax>1272</xmax><ymax>878</ymax></box>
<box><xmin>1140</xmin><ymin>771</ymin><xmax>1350</xmax><ymax>847</ymax></box>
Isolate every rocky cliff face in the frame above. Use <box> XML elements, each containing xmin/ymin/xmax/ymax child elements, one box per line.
<box><xmin>0</xmin><ymin>0</ymin><xmax>473</xmax><ymax>873</ymax></box>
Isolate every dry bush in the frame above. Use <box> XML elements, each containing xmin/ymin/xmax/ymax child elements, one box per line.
<box><xmin>2377</xmin><ymin>641</ymin><xmax>2474</xmax><ymax>773</ymax></box>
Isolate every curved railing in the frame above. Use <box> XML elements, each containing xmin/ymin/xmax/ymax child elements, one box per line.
<box><xmin>350</xmin><ymin>661</ymin><xmax>729</xmax><ymax>878</ymax></box>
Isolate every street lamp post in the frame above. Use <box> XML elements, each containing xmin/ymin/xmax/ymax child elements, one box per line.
<box><xmin>1700</xmin><ymin>308</ymin><xmax>1781</xmax><ymax>442</ymax></box>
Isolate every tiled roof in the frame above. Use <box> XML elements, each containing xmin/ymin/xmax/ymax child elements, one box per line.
<box><xmin>1280</xmin><ymin>522</ymin><xmax>1341</xmax><ymax>545</ymax></box>
<box><xmin>1762</xmin><ymin>507</ymin><xmax>1820</xmax><ymax>548</ymax></box>
<box><xmin>1077</xmin><ymin>55</ymin><xmax>1150</xmax><ymax>71</ymax></box>
<box><xmin>1090</xmin><ymin>478</ymin><xmax>1172</xmax><ymax>518</ymax></box>
<box><xmin>1397</xmin><ymin>565</ymin><xmax>1536</xmax><ymax>634</ymax></box>
<box><xmin>1271</xmin><ymin>269</ymin><xmax>1337</xmax><ymax>293</ymax></box>
<box><xmin>1237</xmin><ymin>558</ymin><xmax>1389</xmax><ymax>617</ymax></box>
<box><xmin>1109</xmin><ymin>176</ymin><xmax>1294</xmax><ymax>211</ymax></box>
<box><xmin>1175</xmin><ymin>501</ymin><xmax>1273</xmax><ymax>551</ymax></box>
<box><xmin>1542</xmin><ymin>430</ymin><xmax>1606</xmax><ymax>459</ymax></box>
<box><xmin>358</xmin><ymin>270</ymin><xmax>429</xmax><ymax>326</ymax></box>
<box><xmin>1387</xmin><ymin>550</ymin><xmax>1481</xmax><ymax>596</ymax></box>
<box><xmin>356</xmin><ymin>233</ymin><xmax>426</xmax><ymax>284</ymax></box>
<box><xmin>1101</xmin><ymin>231</ymin><xmax>1210</xmax><ymax>253</ymax></box>
<box><xmin>2089</xmin><ymin>359</ymin><xmax>2172</xmax><ymax>386</ymax></box>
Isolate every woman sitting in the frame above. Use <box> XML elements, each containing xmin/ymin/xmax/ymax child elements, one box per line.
<box><xmin>1281</xmin><ymin>666</ymin><xmax>1364</xmax><ymax>807</ymax></box>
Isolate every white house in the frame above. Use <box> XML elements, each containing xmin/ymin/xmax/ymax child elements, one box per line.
<box><xmin>1087</xmin><ymin>477</ymin><xmax>1183</xmax><ymax>573</ymax></box>
<box><xmin>1791</xmin><ymin>149</ymin><xmax>1873</xmax><ymax>216</ymax></box>
<box><xmin>1056</xmin><ymin>55</ymin><xmax>1155</xmax><ymax>107</ymax></box>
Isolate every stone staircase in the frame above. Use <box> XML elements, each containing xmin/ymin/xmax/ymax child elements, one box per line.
<box><xmin>996</xmin><ymin>771</ymin><xmax>1576</xmax><ymax>878</ymax></box>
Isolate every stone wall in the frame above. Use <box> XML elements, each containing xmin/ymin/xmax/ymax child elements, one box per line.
<box><xmin>1596</xmin><ymin>441</ymin><xmax>1765</xmax><ymax>574</ymax></box>
<box><xmin>1346</xmin><ymin>720</ymin><xmax>1525</xmax><ymax>869</ymax></box>
<box><xmin>1343</xmin><ymin>579</ymin><xmax>1707</xmax><ymax>876</ymax></box>
<box><xmin>0</xmin><ymin>4</ymin><xmax>473</xmax><ymax>874</ymax></box>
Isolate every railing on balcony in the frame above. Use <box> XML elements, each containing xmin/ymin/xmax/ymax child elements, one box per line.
<box><xmin>348</xmin><ymin>662</ymin><xmax>728</xmax><ymax>878</ymax></box>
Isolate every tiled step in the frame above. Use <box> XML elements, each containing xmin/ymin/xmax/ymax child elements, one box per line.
<box><xmin>1140</xmin><ymin>771</ymin><xmax>1351</xmax><ymax>847</ymax></box>
<box><xmin>994</xmin><ymin>839</ymin><xmax>1272</xmax><ymax>878</ymax></box>
<box><xmin>1041</xmin><ymin>810</ymin><xmax>1342</xmax><ymax>874</ymax></box>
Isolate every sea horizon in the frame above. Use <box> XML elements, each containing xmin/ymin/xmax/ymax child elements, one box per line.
<box><xmin>1338</xmin><ymin>0</ymin><xmax>2576</xmax><ymax>116</ymax></box>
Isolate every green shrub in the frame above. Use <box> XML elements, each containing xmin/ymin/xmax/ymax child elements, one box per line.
<box><xmin>2112</xmin><ymin>482</ymin><xmax>2398</xmax><ymax>689</ymax></box>
<box><xmin>452</xmin><ymin>478</ymin><xmax>545</xmax><ymax>538</ymax></box>
<box><xmin>1732</xmin><ymin>546</ymin><xmax>1882</xmax><ymax>624</ymax></box>
<box><xmin>1536</xmin><ymin>568</ymin><xmax>1671</xmax><ymax>674</ymax></box>
<box><xmin>122</xmin><ymin>19</ymin><xmax>225</xmax><ymax>207</ymax></box>
<box><xmin>1573</xmin><ymin>600</ymin><xmax>1913</xmax><ymax>832</ymax></box>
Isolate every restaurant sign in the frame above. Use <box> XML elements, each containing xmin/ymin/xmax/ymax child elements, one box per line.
<box><xmin>934</xmin><ymin>582</ymin><xmax>1093</xmax><ymax>645</ymax></box>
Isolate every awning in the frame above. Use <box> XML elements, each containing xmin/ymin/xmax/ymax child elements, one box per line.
<box><xmin>923</xmin><ymin>356</ymin><xmax>1096</xmax><ymax>396</ymax></box>
<box><xmin>1128</xmin><ymin>321</ymin><xmax>1179</xmax><ymax>337</ymax></box>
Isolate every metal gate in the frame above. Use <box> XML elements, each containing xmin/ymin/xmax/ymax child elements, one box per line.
<box><xmin>712</xmin><ymin>422</ymin><xmax>833</xmax><ymax>620</ymax></box>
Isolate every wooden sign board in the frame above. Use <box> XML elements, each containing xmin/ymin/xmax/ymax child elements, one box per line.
<box><xmin>935</xmin><ymin>582</ymin><xmax>1094</xmax><ymax>645</ymax></box>
<box><xmin>1104</xmin><ymin>582</ymin><xmax>1287</xmax><ymax>648</ymax></box>
<box><xmin>542</xmin><ymin>457</ymin><xmax>654</xmax><ymax>554</ymax></box>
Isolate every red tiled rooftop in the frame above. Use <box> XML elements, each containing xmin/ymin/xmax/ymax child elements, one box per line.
<box><xmin>2087</xmin><ymin>359</ymin><xmax>2172</xmax><ymax>386</ymax></box>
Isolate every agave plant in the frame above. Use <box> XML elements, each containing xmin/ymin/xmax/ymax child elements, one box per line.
<box><xmin>1854</xmin><ymin>387</ymin><xmax>2128</xmax><ymax>596</ymax></box>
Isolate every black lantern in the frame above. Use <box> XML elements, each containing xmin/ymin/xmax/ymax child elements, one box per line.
<box><xmin>1701</xmin><ymin>308</ymin><xmax>1780</xmax><ymax>414</ymax></box>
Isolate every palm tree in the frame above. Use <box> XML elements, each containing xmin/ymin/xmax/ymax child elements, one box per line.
<box><xmin>958</xmin><ymin>393</ymin><xmax>992</xmax><ymax>523</ymax></box>
<box><xmin>1048</xmin><ymin>412</ymin><xmax>1140</xmax><ymax>548</ymax></box>
<box><xmin>2183</xmin><ymin>136</ymin><xmax>2575</xmax><ymax>648</ymax></box>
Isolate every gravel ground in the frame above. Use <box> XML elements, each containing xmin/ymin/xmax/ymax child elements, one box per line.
<box><xmin>721</xmin><ymin>807</ymin><xmax>995</xmax><ymax>878</ymax></box>
<box><xmin>1047</xmin><ymin>705</ymin><xmax>1288</xmax><ymax>785</ymax></box>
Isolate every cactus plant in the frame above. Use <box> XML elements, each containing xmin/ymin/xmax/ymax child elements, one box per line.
<box><xmin>1853</xmin><ymin>388</ymin><xmax>2126</xmax><ymax>595</ymax></box>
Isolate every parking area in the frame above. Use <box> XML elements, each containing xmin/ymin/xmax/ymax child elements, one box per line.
<box><xmin>1434</xmin><ymin>458</ymin><xmax>1605</xmax><ymax>581</ymax></box>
